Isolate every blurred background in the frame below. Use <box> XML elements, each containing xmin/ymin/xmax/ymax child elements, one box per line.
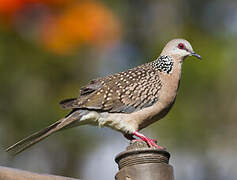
<box><xmin>0</xmin><ymin>0</ymin><xmax>237</xmax><ymax>179</ymax></box>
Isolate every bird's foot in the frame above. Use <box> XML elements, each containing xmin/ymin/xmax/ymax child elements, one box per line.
<box><xmin>132</xmin><ymin>138</ymin><xmax>157</xmax><ymax>143</ymax></box>
<box><xmin>133</xmin><ymin>131</ymin><xmax>164</xmax><ymax>149</ymax></box>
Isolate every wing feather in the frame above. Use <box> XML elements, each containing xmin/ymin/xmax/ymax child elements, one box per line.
<box><xmin>60</xmin><ymin>62</ymin><xmax>162</xmax><ymax>113</ymax></box>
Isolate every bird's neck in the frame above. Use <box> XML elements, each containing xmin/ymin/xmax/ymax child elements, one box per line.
<box><xmin>153</xmin><ymin>54</ymin><xmax>183</xmax><ymax>80</ymax></box>
<box><xmin>170</xmin><ymin>55</ymin><xmax>183</xmax><ymax>77</ymax></box>
<box><xmin>152</xmin><ymin>55</ymin><xmax>184</xmax><ymax>75</ymax></box>
<box><xmin>151</xmin><ymin>55</ymin><xmax>174</xmax><ymax>74</ymax></box>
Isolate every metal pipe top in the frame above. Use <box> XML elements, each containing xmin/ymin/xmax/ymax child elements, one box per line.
<box><xmin>115</xmin><ymin>140</ymin><xmax>170</xmax><ymax>170</ymax></box>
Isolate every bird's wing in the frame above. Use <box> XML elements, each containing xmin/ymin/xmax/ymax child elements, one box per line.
<box><xmin>60</xmin><ymin>63</ymin><xmax>162</xmax><ymax>113</ymax></box>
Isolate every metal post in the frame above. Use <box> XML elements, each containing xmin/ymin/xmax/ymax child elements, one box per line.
<box><xmin>115</xmin><ymin>141</ymin><xmax>174</xmax><ymax>180</ymax></box>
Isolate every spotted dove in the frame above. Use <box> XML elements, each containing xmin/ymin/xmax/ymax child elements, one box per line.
<box><xmin>6</xmin><ymin>38</ymin><xmax>201</xmax><ymax>154</ymax></box>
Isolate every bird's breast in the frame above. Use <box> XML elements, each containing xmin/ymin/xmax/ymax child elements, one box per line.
<box><xmin>135</xmin><ymin>65</ymin><xmax>182</xmax><ymax>129</ymax></box>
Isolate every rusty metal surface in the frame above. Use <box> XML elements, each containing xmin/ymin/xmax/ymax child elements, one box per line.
<box><xmin>0</xmin><ymin>166</ymin><xmax>79</xmax><ymax>180</ymax></box>
<box><xmin>115</xmin><ymin>141</ymin><xmax>174</xmax><ymax>180</ymax></box>
<box><xmin>115</xmin><ymin>163</ymin><xmax>174</xmax><ymax>180</ymax></box>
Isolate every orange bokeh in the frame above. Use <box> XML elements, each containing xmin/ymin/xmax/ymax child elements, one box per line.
<box><xmin>0</xmin><ymin>0</ymin><xmax>23</xmax><ymax>15</ymax></box>
<box><xmin>40</xmin><ymin>1</ymin><xmax>121</xmax><ymax>54</ymax></box>
<box><xmin>0</xmin><ymin>0</ymin><xmax>121</xmax><ymax>54</ymax></box>
<box><xmin>0</xmin><ymin>0</ymin><xmax>68</xmax><ymax>15</ymax></box>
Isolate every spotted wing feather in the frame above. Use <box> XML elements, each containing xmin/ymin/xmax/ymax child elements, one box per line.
<box><xmin>60</xmin><ymin>62</ymin><xmax>162</xmax><ymax>113</ymax></box>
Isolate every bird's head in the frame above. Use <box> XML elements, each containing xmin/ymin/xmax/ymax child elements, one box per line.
<box><xmin>161</xmin><ymin>38</ymin><xmax>201</xmax><ymax>62</ymax></box>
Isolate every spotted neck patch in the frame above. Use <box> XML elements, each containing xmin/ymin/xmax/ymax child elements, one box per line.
<box><xmin>152</xmin><ymin>55</ymin><xmax>174</xmax><ymax>74</ymax></box>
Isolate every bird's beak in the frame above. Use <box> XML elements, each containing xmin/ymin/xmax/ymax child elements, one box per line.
<box><xmin>190</xmin><ymin>52</ymin><xmax>202</xmax><ymax>59</ymax></box>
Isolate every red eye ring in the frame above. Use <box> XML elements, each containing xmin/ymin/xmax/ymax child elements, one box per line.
<box><xmin>178</xmin><ymin>43</ymin><xmax>185</xmax><ymax>49</ymax></box>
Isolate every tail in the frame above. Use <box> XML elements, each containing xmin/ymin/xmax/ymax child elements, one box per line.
<box><xmin>6</xmin><ymin>110</ymin><xmax>83</xmax><ymax>155</ymax></box>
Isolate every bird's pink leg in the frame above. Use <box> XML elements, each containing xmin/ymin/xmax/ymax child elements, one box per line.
<box><xmin>133</xmin><ymin>131</ymin><xmax>163</xmax><ymax>149</ymax></box>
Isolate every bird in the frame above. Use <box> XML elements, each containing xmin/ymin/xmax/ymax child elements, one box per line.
<box><xmin>6</xmin><ymin>38</ymin><xmax>201</xmax><ymax>154</ymax></box>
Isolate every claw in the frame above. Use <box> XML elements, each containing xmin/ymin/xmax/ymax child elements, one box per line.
<box><xmin>133</xmin><ymin>131</ymin><xmax>164</xmax><ymax>149</ymax></box>
<box><xmin>132</xmin><ymin>138</ymin><xmax>157</xmax><ymax>143</ymax></box>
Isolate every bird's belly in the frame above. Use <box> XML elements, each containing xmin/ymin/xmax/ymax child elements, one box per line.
<box><xmin>79</xmin><ymin>111</ymin><xmax>137</xmax><ymax>134</ymax></box>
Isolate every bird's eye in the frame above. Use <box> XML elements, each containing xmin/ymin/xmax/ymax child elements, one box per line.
<box><xmin>178</xmin><ymin>43</ymin><xmax>185</xmax><ymax>49</ymax></box>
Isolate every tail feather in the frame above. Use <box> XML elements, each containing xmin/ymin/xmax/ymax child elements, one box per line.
<box><xmin>6</xmin><ymin>120</ymin><xmax>62</xmax><ymax>155</ymax></box>
<box><xmin>6</xmin><ymin>111</ymin><xmax>83</xmax><ymax>155</ymax></box>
